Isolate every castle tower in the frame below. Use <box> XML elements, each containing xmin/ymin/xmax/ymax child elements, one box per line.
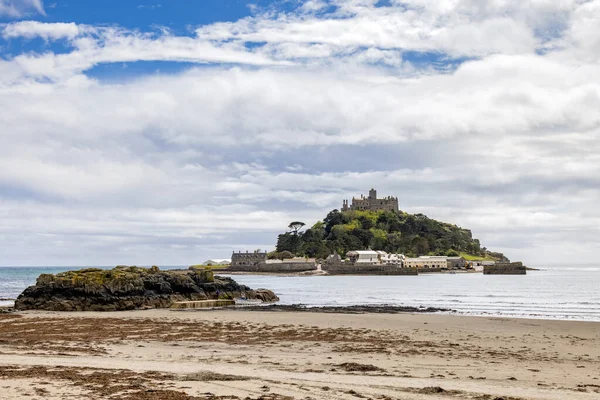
<box><xmin>368</xmin><ymin>188</ymin><xmax>377</xmax><ymax>200</ymax></box>
<box><xmin>341</xmin><ymin>199</ymin><xmax>349</xmax><ymax>211</ymax></box>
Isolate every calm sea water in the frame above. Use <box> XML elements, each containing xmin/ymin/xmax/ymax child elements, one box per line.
<box><xmin>2</xmin><ymin>265</ymin><xmax>600</xmax><ymax>321</ymax></box>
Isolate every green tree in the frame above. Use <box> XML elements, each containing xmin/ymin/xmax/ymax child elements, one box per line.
<box><xmin>351</xmin><ymin>228</ymin><xmax>373</xmax><ymax>249</ymax></box>
<box><xmin>276</xmin><ymin>232</ymin><xmax>302</xmax><ymax>254</ymax></box>
<box><xmin>288</xmin><ymin>221</ymin><xmax>306</xmax><ymax>235</ymax></box>
<box><xmin>387</xmin><ymin>232</ymin><xmax>403</xmax><ymax>253</ymax></box>
<box><xmin>411</xmin><ymin>236</ymin><xmax>430</xmax><ymax>256</ymax></box>
<box><xmin>370</xmin><ymin>228</ymin><xmax>388</xmax><ymax>250</ymax></box>
<box><xmin>358</xmin><ymin>215</ymin><xmax>374</xmax><ymax>230</ymax></box>
<box><xmin>324</xmin><ymin>210</ymin><xmax>345</xmax><ymax>236</ymax></box>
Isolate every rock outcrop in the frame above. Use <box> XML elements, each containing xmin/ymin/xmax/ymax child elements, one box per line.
<box><xmin>483</xmin><ymin>262</ymin><xmax>527</xmax><ymax>275</ymax></box>
<box><xmin>15</xmin><ymin>266</ymin><xmax>279</xmax><ymax>311</ymax></box>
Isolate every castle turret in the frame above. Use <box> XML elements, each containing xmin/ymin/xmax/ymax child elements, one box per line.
<box><xmin>369</xmin><ymin>188</ymin><xmax>377</xmax><ymax>200</ymax></box>
<box><xmin>341</xmin><ymin>199</ymin><xmax>349</xmax><ymax>211</ymax></box>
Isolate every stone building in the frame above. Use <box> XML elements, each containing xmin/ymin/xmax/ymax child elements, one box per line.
<box><xmin>342</xmin><ymin>188</ymin><xmax>399</xmax><ymax>212</ymax></box>
<box><xmin>346</xmin><ymin>250</ymin><xmax>404</xmax><ymax>264</ymax></box>
<box><xmin>446</xmin><ymin>256</ymin><xmax>467</xmax><ymax>269</ymax></box>
<box><xmin>230</xmin><ymin>250</ymin><xmax>317</xmax><ymax>272</ymax></box>
<box><xmin>404</xmin><ymin>257</ymin><xmax>448</xmax><ymax>269</ymax></box>
<box><xmin>323</xmin><ymin>251</ymin><xmax>417</xmax><ymax>275</ymax></box>
<box><xmin>231</xmin><ymin>250</ymin><xmax>267</xmax><ymax>268</ymax></box>
<box><xmin>346</xmin><ymin>250</ymin><xmax>385</xmax><ymax>264</ymax></box>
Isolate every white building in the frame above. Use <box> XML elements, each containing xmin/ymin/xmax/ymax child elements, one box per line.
<box><xmin>346</xmin><ymin>250</ymin><xmax>385</xmax><ymax>263</ymax></box>
<box><xmin>404</xmin><ymin>256</ymin><xmax>448</xmax><ymax>269</ymax></box>
<box><xmin>345</xmin><ymin>250</ymin><xmax>448</xmax><ymax>269</ymax></box>
<box><xmin>346</xmin><ymin>250</ymin><xmax>404</xmax><ymax>264</ymax></box>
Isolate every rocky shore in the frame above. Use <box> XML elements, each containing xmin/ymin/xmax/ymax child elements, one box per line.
<box><xmin>15</xmin><ymin>266</ymin><xmax>278</xmax><ymax>311</ymax></box>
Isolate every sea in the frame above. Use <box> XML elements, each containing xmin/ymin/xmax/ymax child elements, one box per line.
<box><xmin>2</xmin><ymin>265</ymin><xmax>600</xmax><ymax>322</ymax></box>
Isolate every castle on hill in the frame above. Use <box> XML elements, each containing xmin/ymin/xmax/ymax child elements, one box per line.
<box><xmin>341</xmin><ymin>188</ymin><xmax>399</xmax><ymax>212</ymax></box>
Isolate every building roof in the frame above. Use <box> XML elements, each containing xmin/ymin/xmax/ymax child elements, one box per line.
<box><xmin>348</xmin><ymin>250</ymin><xmax>387</xmax><ymax>255</ymax></box>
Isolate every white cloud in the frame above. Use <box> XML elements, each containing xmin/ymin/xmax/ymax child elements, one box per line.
<box><xmin>137</xmin><ymin>4</ymin><xmax>162</xmax><ymax>10</ymax></box>
<box><xmin>0</xmin><ymin>24</ymin><xmax>291</xmax><ymax>84</ymax></box>
<box><xmin>1</xmin><ymin>1</ymin><xmax>600</xmax><ymax>265</ymax></box>
<box><xmin>194</xmin><ymin>0</ymin><xmax>582</xmax><ymax>57</ymax></box>
<box><xmin>0</xmin><ymin>0</ymin><xmax>594</xmax><ymax>85</ymax></box>
<box><xmin>557</xmin><ymin>0</ymin><xmax>600</xmax><ymax>61</ymax></box>
<box><xmin>2</xmin><ymin>21</ymin><xmax>80</xmax><ymax>40</ymax></box>
<box><xmin>0</xmin><ymin>0</ymin><xmax>44</xmax><ymax>17</ymax></box>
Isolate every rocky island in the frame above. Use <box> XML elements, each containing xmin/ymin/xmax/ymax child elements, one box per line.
<box><xmin>15</xmin><ymin>265</ymin><xmax>278</xmax><ymax>311</ymax></box>
<box><xmin>228</xmin><ymin>189</ymin><xmax>527</xmax><ymax>275</ymax></box>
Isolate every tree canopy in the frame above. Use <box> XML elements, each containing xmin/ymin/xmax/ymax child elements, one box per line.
<box><xmin>288</xmin><ymin>221</ymin><xmax>306</xmax><ymax>235</ymax></box>
<box><xmin>275</xmin><ymin>209</ymin><xmax>508</xmax><ymax>261</ymax></box>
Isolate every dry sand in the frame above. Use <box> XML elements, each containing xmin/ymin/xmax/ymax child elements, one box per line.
<box><xmin>0</xmin><ymin>309</ymin><xmax>599</xmax><ymax>399</ymax></box>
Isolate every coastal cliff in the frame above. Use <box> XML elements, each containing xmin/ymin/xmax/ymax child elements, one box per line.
<box><xmin>15</xmin><ymin>266</ymin><xmax>278</xmax><ymax>311</ymax></box>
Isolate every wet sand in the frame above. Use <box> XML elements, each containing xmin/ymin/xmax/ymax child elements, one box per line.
<box><xmin>1</xmin><ymin>310</ymin><xmax>599</xmax><ymax>399</ymax></box>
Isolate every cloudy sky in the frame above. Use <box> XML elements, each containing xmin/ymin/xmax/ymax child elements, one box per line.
<box><xmin>1</xmin><ymin>0</ymin><xmax>599</xmax><ymax>266</ymax></box>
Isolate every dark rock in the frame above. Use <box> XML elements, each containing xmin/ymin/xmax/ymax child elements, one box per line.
<box><xmin>336</xmin><ymin>363</ymin><xmax>385</xmax><ymax>372</ymax></box>
<box><xmin>15</xmin><ymin>266</ymin><xmax>279</xmax><ymax>311</ymax></box>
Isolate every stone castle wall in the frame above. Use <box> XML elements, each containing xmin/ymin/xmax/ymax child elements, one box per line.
<box><xmin>322</xmin><ymin>263</ymin><xmax>418</xmax><ymax>275</ymax></box>
<box><xmin>231</xmin><ymin>251</ymin><xmax>267</xmax><ymax>268</ymax></box>
<box><xmin>418</xmin><ymin>268</ymin><xmax>443</xmax><ymax>273</ymax></box>
<box><xmin>228</xmin><ymin>261</ymin><xmax>317</xmax><ymax>273</ymax></box>
<box><xmin>483</xmin><ymin>262</ymin><xmax>526</xmax><ymax>275</ymax></box>
<box><xmin>342</xmin><ymin>189</ymin><xmax>399</xmax><ymax>212</ymax></box>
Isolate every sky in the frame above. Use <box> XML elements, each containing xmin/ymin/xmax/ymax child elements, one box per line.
<box><xmin>1</xmin><ymin>0</ymin><xmax>599</xmax><ymax>266</ymax></box>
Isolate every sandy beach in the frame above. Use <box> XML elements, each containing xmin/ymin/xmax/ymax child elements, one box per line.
<box><xmin>1</xmin><ymin>310</ymin><xmax>599</xmax><ymax>399</ymax></box>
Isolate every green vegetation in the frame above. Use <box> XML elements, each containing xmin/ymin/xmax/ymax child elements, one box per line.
<box><xmin>189</xmin><ymin>264</ymin><xmax>229</xmax><ymax>270</ymax></box>
<box><xmin>267</xmin><ymin>250</ymin><xmax>295</xmax><ymax>260</ymax></box>
<box><xmin>275</xmin><ymin>209</ymin><xmax>507</xmax><ymax>261</ymax></box>
<box><xmin>458</xmin><ymin>252</ymin><xmax>496</xmax><ymax>261</ymax></box>
<box><xmin>40</xmin><ymin>265</ymin><xmax>216</xmax><ymax>289</ymax></box>
<box><xmin>50</xmin><ymin>266</ymin><xmax>160</xmax><ymax>285</ymax></box>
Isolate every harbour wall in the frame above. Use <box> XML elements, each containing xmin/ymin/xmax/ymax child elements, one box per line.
<box><xmin>323</xmin><ymin>264</ymin><xmax>418</xmax><ymax>275</ymax></box>
<box><xmin>418</xmin><ymin>268</ymin><xmax>443</xmax><ymax>273</ymax></box>
<box><xmin>228</xmin><ymin>262</ymin><xmax>317</xmax><ymax>273</ymax></box>
<box><xmin>484</xmin><ymin>262</ymin><xmax>526</xmax><ymax>275</ymax></box>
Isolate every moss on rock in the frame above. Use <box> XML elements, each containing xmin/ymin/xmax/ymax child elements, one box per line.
<box><xmin>16</xmin><ymin>266</ymin><xmax>278</xmax><ymax>311</ymax></box>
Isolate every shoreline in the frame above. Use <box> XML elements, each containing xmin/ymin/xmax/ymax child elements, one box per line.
<box><xmin>1</xmin><ymin>309</ymin><xmax>599</xmax><ymax>399</ymax></box>
<box><xmin>222</xmin><ymin>269</ymin><xmax>483</xmax><ymax>276</ymax></box>
<box><xmin>206</xmin><ymin>304</ymin><xmax>453</xmax><ymax>314</ymax></box>
<box><xmin>5</xmin><ymin>301</ymin><xmax>600</xmax><ymax>323</ymax></box>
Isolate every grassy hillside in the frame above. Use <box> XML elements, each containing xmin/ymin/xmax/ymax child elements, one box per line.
<box><xmin>458</xmin><ymin>252</ymin><xmax>497</xmax><ymax>261</ymax></box>
<box><xmin>274</xmin><ymin>209</ymin><xmax>508</xmax><ymax>261</ymax></box>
